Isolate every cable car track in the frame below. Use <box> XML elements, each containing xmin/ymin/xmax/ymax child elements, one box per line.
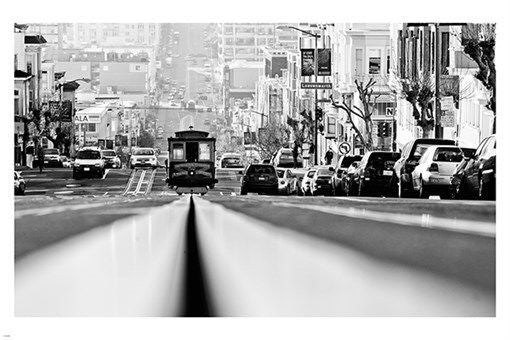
<box><xmin>122</xmin><ymin>168</ymin><xmax>158</xmax><ymax>196</ymax></box>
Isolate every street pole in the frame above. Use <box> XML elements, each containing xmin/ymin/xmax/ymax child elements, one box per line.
<box><xmin>434</xmin><ymin>23</ymin><xmax>442</xmax><ymax>139</ymax></box>
<box><xmin>314</xmin><ymin>34</ymin><xmax>318</xmax><ymax>166</ymax></box>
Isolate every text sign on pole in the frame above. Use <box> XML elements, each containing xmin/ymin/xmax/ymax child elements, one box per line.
<box><xmin>440</xmin><ymin>110</ymin><xmax>456</xmax><ymax>128</ymax></box>
<box><xmin>440</xmin><ymin>96</ymin><xmax>455</xmax><ymax>111</ymax></box>
<box><xmin>300</xmin><ymin>82</ymin><xmax>333</xmax><ymax>89</ymax></box>
<box><xmin>318</xmin><ymin>48</ymin><xmax>331</xmax><ymax>76</ymax></box>
<box><xmin>301</xmin><ymin>49</ymin><xmax>315</xmax><ymax>76</ymax></box>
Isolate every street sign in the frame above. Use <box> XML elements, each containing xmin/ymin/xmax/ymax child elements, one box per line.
<box><xmin>338</xmin><ymin>142</ymin><xmax>351</xmax><ymax>155</ymax></box>
<box><xmin>301</xmin><ymin>82</ymin><xmax>333</xmax><ymax>89</ymax></box>
<box><xmin>440</xmin><ymin>110</ymin><xmax>456</xmax><ymax>127</ymax></box>
<box><xmin>441</xmin><ymin>96</ymin><xmax>455</xmax><ymax>111</ymax></box>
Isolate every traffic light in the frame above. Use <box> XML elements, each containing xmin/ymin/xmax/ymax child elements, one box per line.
<box><xmin>376</xmin><ymin>122</ymin><xmax>383</xmax><ymax>137</ymax></box>
<box><xmin>315</xmin><ymin>107</ymin><xmax>324</xmax><ymax>122</ymax></box>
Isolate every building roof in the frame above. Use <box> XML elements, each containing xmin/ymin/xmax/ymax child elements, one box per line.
<box><xmin>25</xmin><ymin>35</ymin><xmax>47</xmax><ymax>44</ymax></box>
<box><xmin>14</xmin><ymin>70</ymin><xmax>32</xmax><ymax>79</ymax></box>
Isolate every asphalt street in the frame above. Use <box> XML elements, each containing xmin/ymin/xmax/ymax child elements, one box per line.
<box><xmin>14</xmin><ymin>168</ymin><xmax>496</xmax><ymax>316</ymax></box>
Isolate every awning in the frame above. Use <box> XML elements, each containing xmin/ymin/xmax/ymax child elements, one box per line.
<box><xmin>14</xmin><ymin>70</ymin><xmax>32</xmax><ymax>79</ymax></box>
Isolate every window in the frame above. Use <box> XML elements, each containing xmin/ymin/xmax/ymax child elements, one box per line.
<box><xmin>172</xmin><ymin>143</ymin><xmax>184</xmax><ymax>160</ymax></box>
<box><xmin>368</xmin><ymin>49</ymin><xmax>381</xmax><ymax>74</ymax></box>
<box><xmin>198</xmin><ymin>142</ymin><xmax>211</xmax><ymax>161</ymax></box>
<box><xmin>14</xmin><ymin>54</ymin><xmax>18</xmax><ymax>70</ymax></box>
<box><xmin>327</xmin><ymin>116</ymin><xmax>336</xmax><ymax>134</ymax></box>
<box><xmin>102</xmin><ymin>65</ymin><xmax>109</xmax><ymax>71</ymax></box>
<box><xmin>387</xmin><ymin>49</ymin><xmax>391</xmax><ymax>75</ymax></box>
<box><xmin>88</xmin><ymin>123</ymin><xmax>96</xmax><ymax>132</ymax></box>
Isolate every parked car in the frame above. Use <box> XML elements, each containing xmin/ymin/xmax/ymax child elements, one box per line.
<box><xmin>271</xmin><ymin>148</ymin><xmax>303</xmax><ymax>168</ymax></box>
<box><xmin>276</xmin><ymin>168</ymin><xmax>298</xmax><ymax>195</ymax></box>
<box><xmin>310</xmin><ymin>166</ymin><xmax>335</xmax><ymax>196</ymax></box>
<box><xmin>291</xmin><ymin>167</ymin><xmax>308</xmax><ymax>196</ymax></box>
<box><xmin>60</xmin><ymin>155</ymin><xmax>72</xmax><ymax>168</ymax></box>
<box><xmin>330</xmin><ymin>155</ymin><xmax>363</xmax><ymax>196</ymax></box>
<box><xmin>411</xmin><ymin>146</ymin><xmax>464</xmax><ymax>198</ymax></box>
<box><xmin>14</xmin><ymin>171</ymin><xmax>26</xmax><ymax>195</ymax></box>
<box><xmin>73</xmin><ymin>147</ymin><xmax>105</xmax><ymax>179</ymax></box>
<box><xmin>352</xmin><ymin>151</ymin><xmax>401</xmax><ymax>197</ymax></box>
<box><xmin>392</xmin><ymin>138</ymin><xmax>456</xmax><ymax>198</ymax></box>
<box><xmin>130</xmin><ymin>148</ymin><xmax>158</xmax><ymax>169</ymax></box>
<box><xmin>301</xmin><ymin>168</ymin><xmax>317</xmax><ymax>196</ymax></box>
<box><xmin>449</xmin><ymin>148</ymin><xmax>476</xmax><ymax>199</ymax></box>
<box><xmin>455</xmin><ymin>135</ymin><xmax>496</xmax><ymax>200</ymax></box>
<box><xmin>102</xmin><ymin>149</ymin><xmax>122</xmax><ymax>169</ymax></box>
<box><xmin>220</xmin><ymin>153</ymin><xmax>244</xmax><ymax>169</ymax></box>
<box><xmin>342</xmin><ymin>161</ymin><xmax>361</xmax><ymax>196</ymax></box>
<box><xmin>43</xmin><ymin>148</ymin><xmax>63</xmax><ymax>167</ymax></box>
<box><xmin>240</xmin><ymin>164</ymin><xmax>278</xmax><ymax>195</ymax></box>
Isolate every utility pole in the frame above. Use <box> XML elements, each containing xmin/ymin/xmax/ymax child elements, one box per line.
<box><xmin>314</xmin><ymin>34</ymin><xmax>318</xmax><ymax>166</ymax></box>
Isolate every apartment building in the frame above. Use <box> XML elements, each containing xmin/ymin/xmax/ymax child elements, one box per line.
<box><xmin>66</xmin><ymin>23</ymin><xmax>160</xmax><ymax>48</ymax></box>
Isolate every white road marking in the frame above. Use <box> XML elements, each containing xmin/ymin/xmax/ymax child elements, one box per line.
<box><xmin>101</xmin><ymin>169</ymin><xmax>110</xmax><ymax>180</ymax></box>
<box><xmin>15</xmin><ymin>202</ymin><xmax>108</xmax><ymax>219</ymax></box>
<box><xmin>53</xmin><ymin>191</ymin><xmax>73</xmax><ymax>195</ymax></box>
<box><xmin>332</xmin><ymin>197</ymin><xmax>371</xmax><ymax>203</ymax></box>
<box><xmin>272</xmin><ymin>202</ymin><xmax>495</xmax><ymax>237</ymax></box>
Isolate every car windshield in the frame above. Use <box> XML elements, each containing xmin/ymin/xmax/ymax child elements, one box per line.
<box><xmin>368</xmin><ymin>152</ymin><xmax>400</xmax><ymax>169</ymax></box>
<box><xmin>340</xmin><ymin>156</ymin><xmax>362</xmax><ymax>167</ymax></box>
<box><xmin>433</xmin><ymin>148</ymin><xmax>463</xmax><ymax>162</ymax></box>
<box><xmin>307</xmin><ymin>170</ymin><xmax>316</xmax><ymax>178</ymax></box>
<box><xmin>413</xmin><ymin>145</ymin><xmax>433</xmax><ymax>158</ymax></box>
<box><xmin>44</xmin><ymin>149</ymin><xmax>58</xmax><ymax>155</ymax></box>
<box><xmin>317</xmin><ymin>168</ymin><xmax>334</xmax><ymax>176</ymax></box>
<box><xmin>159</xmin><ymin>151</ymin><xmax>169</xmax><ymax>156</ymax></box>
<box><xmin>461</xmin><ymin>148</ymin><xmax>476</xmax><ymax>158</ymax></box>
<box><xmin>276</xmin><ymin>170</ymin><xmax>285</xmax><ymax>178</ymax></box>
<box><xmin>102</xmin><ymin>150</ymin><xmax>116</xmax><ymax>156</ymax></box>
<box><xmin>133</xmin><ymin>149</ymin><xmax>154</xmax><ymax>155</ymax></box>
<box><xmin>77</xmin><ymin>150</ymin><xmax>101</xmax><ymax>159</ymax></box>
<box><xmin>247</xmin><ymin>165</ymin><xmax>275</xmax><ymax>175</ymax></box>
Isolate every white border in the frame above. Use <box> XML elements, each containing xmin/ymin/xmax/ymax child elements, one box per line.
<box><xmin>1</xmin><ymin>0</ymin><xmax>509</xmax><ymax>339</ymax></box>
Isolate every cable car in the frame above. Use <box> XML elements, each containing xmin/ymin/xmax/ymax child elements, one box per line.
<box><xmin>166</xmin><ymin>127</ymin><xmax>217</xmax><ymax>195</ymax></box>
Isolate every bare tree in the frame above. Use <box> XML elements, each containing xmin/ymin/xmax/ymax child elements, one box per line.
<box><xmin>329</xmin><ymin>78</ymin><xmax>381</xmax><ymax>151</ymax></box>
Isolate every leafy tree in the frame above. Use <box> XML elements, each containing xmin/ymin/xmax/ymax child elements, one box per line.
<box><xmin>137</xmin><ymin>129</ymin><xmax>155</xmax><ymax>148</ymax></box>
<box><xmin>460</xmin><ymin>23</ymin><xmax>496</xmax><ymax>132</ymax></box>
<box><xmin>255</xmin><ymin>118</ymin><xmax>291</xmax><ymax>160</ymax></box>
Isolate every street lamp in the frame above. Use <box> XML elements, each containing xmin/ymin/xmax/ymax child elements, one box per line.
<box><xmin>276</xmin><ymin>25</ymin><xmax>321</xmax><ymax>165</ymax></box>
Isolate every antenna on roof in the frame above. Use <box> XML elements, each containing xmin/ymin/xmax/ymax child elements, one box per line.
<box><xmin>189</xmin><ymin>125</ymin><xmax>194</xmax><ymax>130</ymax></box>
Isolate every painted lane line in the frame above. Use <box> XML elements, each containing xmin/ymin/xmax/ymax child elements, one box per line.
<box><xmin>53</xmin><ymin>191</ymin><xmax>73</xmax><ymax>195</ymax></box>
<box><xmin>15</xmin><ymin>202</ymin><xmax>109</xmax><ymax>218</ymax></box>
<box><xmin>16</xmin><ymin>196</ymin><xmax>190</xmax><ymax>316</ymax></box>
<box><xmin>272</xmin><ymin>202</ymin><xmax>495</xmax><ymax>237</ymax></box>
<box><xmin>332</xmin><ymin>197</ymin><xmax>371</xmax><ymax>203</ymax></box>
<box><xmin>192</xmin><ymin>197</ymin><xmax>494</xmax><ymax>316</ymax></box>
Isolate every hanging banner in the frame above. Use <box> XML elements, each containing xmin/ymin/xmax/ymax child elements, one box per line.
<box><xmin>318</xmin><ymin>48</ymin><xmax>331</xmax><ymax>76</ymax></box>
<box><xmin>60</xmin><ymin>100</ymin><xmax>73</xmax><ymax>122</ymax></box>
<box><xmin>301</xmin><ymin>49</ymin><xmax>315</xmax><ymax>77</ymax></box>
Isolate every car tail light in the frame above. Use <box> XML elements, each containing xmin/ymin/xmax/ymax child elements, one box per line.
<box><xmin>428</xmin><ymin>163</ymin><xmax>439</xmax><ymax>172</ymax></box>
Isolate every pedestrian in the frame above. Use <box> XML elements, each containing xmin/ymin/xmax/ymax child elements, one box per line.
<box><xmin>308</xmin><ymin>142</ymin><xmax>315</xmax><ymax>166</ymax></box>
<box><xmin>292</xmin><ymin>141</ymin><xmax>300</xmax><ymax>168</ymax></box>
<box><xmin>26</xmin><ymin>142</ymin><xmax>35</xmax><ymax>169</ymax></box>
<box><xmin>325</xmin><ymin>147</ymin><xmax>334</xmax><ymax>165</ymax></box>
<box><xmin>37</xmin><ymin>146</ymin><xmax>45</xmax><ymax>173</ymax></box>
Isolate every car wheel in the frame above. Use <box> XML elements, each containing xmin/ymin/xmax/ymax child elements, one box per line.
<box><xmin>240</xmin><ymin>186</ymin><xmax>247</xmax><ymax>195</ymax></box>
<box><xmin>130</xmin><ymin>165</ymin><xmax>134</xmax><ymax>170</ymax></box>
<box><xmin>358</xmin><ymin>180</ymin><xmax>365</xmax><ymax>197</ymax></box>
<box><xmin>286</xmin><ymin>186</ymin><xmax>291</xmax><ymax>196</ymax></box>
<box><xmin>398</xmin><ymin>177</ymin><xmax>410</xmax><ymax>199</ymax></box>
<box><xmin>18</xmin><ymin>183</ymin><xmax>25</xmax><ymax>195</ymax></box>
<box><xmin>73</xmin><ymin>172</ymin><xmax>80</xmax><ymax>180</ymax></box>
<box><xmin>419</xmin><ymin>178</ymin><xmax>428</xmax><ymax>198</ymax></box>
<box><xmin>478</xmin><ymin>176</ymin><xmax>490</xmax><ymax>200</ymax></box>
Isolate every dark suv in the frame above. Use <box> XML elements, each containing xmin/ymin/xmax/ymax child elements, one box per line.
<box><xmin>392</xmin><ymin>138</ymin><xmax>456</xmax><ymax>198</ymax></box>
<box><xmin>353</xmin><ymin>151</ymin><xmax>401</xmax><ymax>197</ymax></box>
<box><xmin>240</xmin><ymin>164</ymin><xmax>278</xmax><ymax>195</ymax></box>
<box><xmin>330</xmin><ymin>155</ymin><xmax>363</xmax><ymax>196</ymax></box>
